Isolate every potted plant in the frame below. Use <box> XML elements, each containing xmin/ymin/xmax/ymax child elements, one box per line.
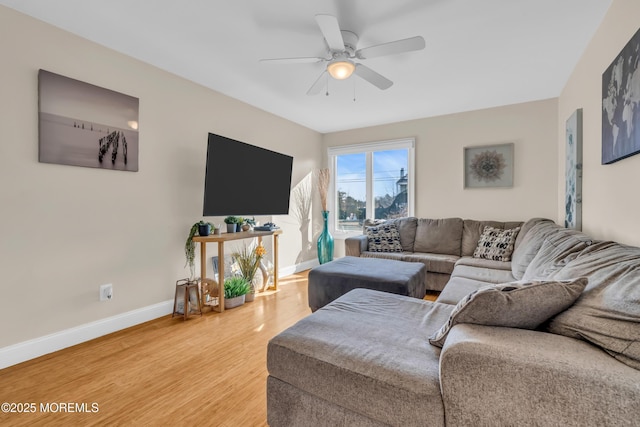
<box><xmin>242</xmin><ymin>217</ymin><xmax>256</xmax><ymax>232</ymax></box>
<box><xmin>234</xmin><ymin>216</ymin><xmax>244</xmax><ymax>231</ymax></box>
<box><xmin>233</xmin><ymin>243</ymin><xmax>266</xmax><ymax>301</ymax></box>
<box><xmin>224</xmin><ymin>216</ymin><xmax>238</xmax><ymax>233</ymax></box>
<box><xmin>185</xmin><ymin>220</ymin><xmax>216</xmax><ymax>279</ymax></box>
<box><xmin>224</xmin><ymin>276</ymin><xmax>250</xmax><ymax>309</ymax></box>
<box><xmin>198</xmin><ymin>220</ymin><xmax>211</xmax><ymax>237</ymax></box>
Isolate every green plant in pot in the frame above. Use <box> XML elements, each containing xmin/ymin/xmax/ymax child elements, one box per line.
<box><xmin>232</xmin><ymin>242</ymin><xmax>266</xmax><ymax>301</ymax></box>
<box><xmin>224</xmin><ymin>276</ymin><xmax>250</xmax><ymax>309</ymax></box>
<box><xmin>185</xmin><ymin>220</ymin><xmax>216</xmax><ymax>279</ymax></box>
<box><xmin>224</xmin><ymin>216</ymin><xmax>242</xmax><ymax>233</ymax></box>
<box><xmin>197</xmin><ymin>220</ymin><xmax>212</xmax><ymax>236</ymax></box>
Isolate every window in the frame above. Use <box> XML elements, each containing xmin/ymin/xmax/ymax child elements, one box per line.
<box><xmin>328</xmin><ymin>139</ymin><xmax>415</xmax><ymax>234</ymax></box>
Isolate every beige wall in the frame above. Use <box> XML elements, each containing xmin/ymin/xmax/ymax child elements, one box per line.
<box><xmin>324</xmin><ymin>99</ymin><xmax>559</xmax><ymax>256</ymax></box>
<box><xmin>0</xmin><ymin>6</ymin><xmax>322</xmax><ymax>348</ymax></box>
<box><xmin>4</xmin><ymin>0</ymin><xmax>632</xmax><ymax>352</ymax></box>
<box><xmin>558</xmin><ymin>0</ymin><xmax>640</xmax><ymax>246</ymax></box>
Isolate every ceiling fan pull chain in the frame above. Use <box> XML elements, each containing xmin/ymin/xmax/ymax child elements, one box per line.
<box><xmin>326</xmin><ymin>73</ymin><xmax>330</xmax><ymax>96</ymax></box>
<box><xmin>353</xmin><ymin>78</ymin><xmax>357</xmax><ymax>102</ymax></box>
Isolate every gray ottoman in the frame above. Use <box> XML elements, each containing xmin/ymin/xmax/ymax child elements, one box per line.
<box><xmin>308</xmin><ymin>256</ymin><xmax>427</xmax><ymax>311</ymax></box>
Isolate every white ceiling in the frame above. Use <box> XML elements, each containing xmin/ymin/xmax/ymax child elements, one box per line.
<box><xmin>1</xmin><ymin>0</ymin><xmax>612</xmax><ymax>133</ymax></box>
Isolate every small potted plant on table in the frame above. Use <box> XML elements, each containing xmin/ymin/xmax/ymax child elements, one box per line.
<box><xmin>224</xmin><ymin>216</ymin><xmax>243</xmax><ymax>233</ymax></box>
<box><xmin>224</xmin><ymin>276</ymin><xmax>250</xmax><ymax>309</ymax></box>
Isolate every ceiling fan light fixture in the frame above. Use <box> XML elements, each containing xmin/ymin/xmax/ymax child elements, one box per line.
<box><xmin>327</xmin><ymin>59</ymin><xmax>355</xmax><ymax>80</ymax></box>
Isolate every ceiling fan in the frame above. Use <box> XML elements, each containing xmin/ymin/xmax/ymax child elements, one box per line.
<box><xmin>260</xmin><ymin>14</ymin><xmax>426</xmax><ymax>95</ymax></box>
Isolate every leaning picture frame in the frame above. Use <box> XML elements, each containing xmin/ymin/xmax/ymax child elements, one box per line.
<box><xmin>464</xmin><ymin>143</ymin><xmax>514</xmax><ymax>188</ymax></box>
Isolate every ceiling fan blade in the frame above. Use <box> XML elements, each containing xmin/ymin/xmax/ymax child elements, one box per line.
<box><xmin>260</xmin><ymin>57</ymin><xmax>326</xmax><ymax>64</ymax></box>
<box><xmin>354</xmin><ymin>64</ymin><xmax>393</xmax><ymax>90</ymax></box>
<box><xmin>307</xmin><ymin>71</ymin><xmax>327</xmax><ymax>96</ymax></box>
<box><xmin>315</xmin><ymin>14</ymin><xmax>345</xmax><ymax>52</ymax></box>
<box><xmin>356</xmin><ymin>36</ymin><xmax>425</xmax><ymax>59</ymax></box>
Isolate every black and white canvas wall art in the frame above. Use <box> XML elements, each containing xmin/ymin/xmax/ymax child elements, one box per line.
<box><xmin>38</xmin><ymin>70</ymin><xmax>139</xmax><ymax>171</ymax></box>
<box><xmin>602</xmin><ymin>26</ymin><xmax>640</xmax><ymax>164</ymax></box>
<box><xmin>565</xmin><ymin>109</ymin><xmax>583</xmax><ymax>231</ymax></box>
<box><xmin>464</xmin><ymin>143</ymin><xmax>514</xmax><ymax>188</ymax></box>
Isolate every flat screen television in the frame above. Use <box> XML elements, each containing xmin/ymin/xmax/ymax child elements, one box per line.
<box><xmin>203</xmin><ymin>133</ymin><xmax>293</xmax><ymax>216</ymax></box>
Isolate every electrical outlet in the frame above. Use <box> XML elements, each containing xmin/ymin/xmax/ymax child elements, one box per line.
<box><xmin>100</xmin><ymin>284</ymin><xmax>113</xmax><ymax>301</ymax></box>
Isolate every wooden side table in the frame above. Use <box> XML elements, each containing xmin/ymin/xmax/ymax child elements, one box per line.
<box><xmin>193</xmin><ymin>229</ymin><xmax>282</xmax><ymax>313</ymax></box>
<box><xmin>172</xmin><ymin>278</ymin><xmax>202</xmax><ymax>320</ymax></box>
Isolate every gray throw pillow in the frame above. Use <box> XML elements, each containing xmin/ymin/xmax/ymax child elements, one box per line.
<box><xmin>365</xmin><ymin>223</ymin><xmax>403</xmax><ymax>253</ymax></box>
<box><xmin>473</xmin><ymin>226</ymin><xmax>521</xmax><ymax>262</ymax></box>
<box><xmin>429</xmin><ymin>277</ymin><xmax>588</xmax><ymax>347</ymax></box>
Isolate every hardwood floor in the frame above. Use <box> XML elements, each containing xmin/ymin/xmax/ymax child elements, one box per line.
<box><xmin>0</xmin><ymin>271</ymin><xmax>439</xmax><ymax>426</ymax></box>
<box><xmin>0</xmin><ymin>271</ymin><xmax>312</xmax><ymax>427</ymax></box>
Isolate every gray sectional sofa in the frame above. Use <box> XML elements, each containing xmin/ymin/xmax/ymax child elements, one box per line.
<box><xmin>267</xmin><ymin>218</ymin><xmax>640</xmax><ymax>426</ymax></box>
<box><xmin>345</xmin><ymin>217</ymin><xmax>525</xmax><ymax>291</ymax></box>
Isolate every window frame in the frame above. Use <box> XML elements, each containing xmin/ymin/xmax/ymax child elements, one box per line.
<box><xmin>327</xmin><ymin>138</ymin><xmax>415</xmax><ymax>236</ymax></box>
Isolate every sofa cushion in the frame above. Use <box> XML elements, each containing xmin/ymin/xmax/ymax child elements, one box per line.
<box><xmin>521</xmin><ymin>236</ymin><xmax>589</xmax><ymax>281</ymax></box>
<box><xmin>512</xmin><ymin>217</ymin><xmax>551</xmax><ymax>252</ymax></box>
<box><xmin>473</xmin><ymin>226</ymin><xmax>520</xmax><ymax>262</ymax></box>
<box><xmin>426</xmin><ymin>272</ymin><xmax>452</xmax><ymax>292</ymax></box>
<box><xmin>455</xmin><ymin>256</ymin><xmax>512</xmax><ymax>271</ymax></box>
<box><xmin>511</xmin><ymin>219</ymin><xmax>591</xmax><ymax>280</ymax></box>
<box><xmin>386</xmin><ymin>217</ymin><xmax>418</xmax><ymax>252</ymax></box>
<box><xmin>511</xmin><ymin>219</ymin><xmax>555</xmax><ymax>279</ymax></box>
<box><xmin>429</xmin><ymin>278</ymin><xmax>588</xmax><ymax>347</ymax></box>
<box><xmin>401</xmin><ymin>252</ymin><xmax>459</xmax><ymax>275</ymax></box>
<box><xmin>438</xmin><ymin>257</ymin><xmax>518</xmax><ymax>305</ymax></box>
<box><xmin>365</xmin><ymin>223</ymin><xmax>403</xmax><ymax>252</ymax></box>
<box><xmin>450</xmin><ymin>264</ymin><xmax>516</xmax><ymax>284</ymax></box>
<box><xmin>439</xmin><ymin>324</ymin><xmax>640</xmax><ymax>427</ymax></box>
<box><xmin>547</xmin><ymin>241</ymin><xmax>640</xmax><ymax>370</ymax></box>
<box><xmin>268</xmin><ymin>289</ymin><xmax>454</xmax><ymax>426</ymax></box>
<box><xmin>414</xmin><ymin>218</ymin><xmax>463</xmax><ymax>256</ymax></box>
<box><xmin>361</xmin><ymin>251</ymin><xmax>406</xmax><ymax>262</ymax></box>
<box><xmin>436</xmin><ymin>276</ymin><xmax>497</xmax><ymax>305</ymax></box>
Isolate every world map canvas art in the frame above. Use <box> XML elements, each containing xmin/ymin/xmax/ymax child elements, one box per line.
<box><xmin>602</xmin><ymin>26</ymin><xmax>640</xmax><ymax>164</ymax></box>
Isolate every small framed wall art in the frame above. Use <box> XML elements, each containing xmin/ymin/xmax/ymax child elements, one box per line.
<box><xmin>464</xmin><ymin>143</ymin><xmax>514</xmax><ymax>188</ymax></box>
<box><xmin>38</xmin><ymin>70</ymin><xmax>139</xmax><ymax>171</ymax></box>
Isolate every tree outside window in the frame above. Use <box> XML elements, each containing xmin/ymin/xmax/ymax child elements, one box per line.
<box><xmin>329</xmin><ymin>139</ymin><xmax>414</xmax><ymax>233</ymax></box>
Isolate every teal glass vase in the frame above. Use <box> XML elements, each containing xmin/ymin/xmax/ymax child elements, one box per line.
<box><xmin>317</xmin><ymin>210</ymin><xmax>334</xmax><ymax>264</ymax></box>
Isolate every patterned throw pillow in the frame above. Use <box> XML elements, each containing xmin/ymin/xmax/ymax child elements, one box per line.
<box><xmin>365</xmin><ymin>223</ymin><xmax>403</xmax><ymax>253</ymax></box>
<box><xmin>473</xmin><ymin>226</ymin><xmax>521</xmax><ymax>261</ymax></box>
<box><xmin>428</xmin><ymin>277</ymin><xmax>588</xmax><ymax>347</ymax></box>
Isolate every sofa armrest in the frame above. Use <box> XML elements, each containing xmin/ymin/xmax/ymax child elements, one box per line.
<box><xmin>345</xmin><ymin>235</ymin><xmax>368</xmax><ymax>257</ymax></box>
<box><xmin>440</xmin><ymin>324</ymin><xmax>640</xmax><ymax>426</ymax></box>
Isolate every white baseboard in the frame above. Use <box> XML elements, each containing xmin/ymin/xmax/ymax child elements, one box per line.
<box><xmin>280</xmin><ymin>258</ymin><xmax>319</xmax><ymax>277</ymax></box>
<box><xmin>0</xmin><ymin>300</ymin><xmax>173</xmax><ymax>370</ymax></box>
<box><xmin>0</xmin><ymin>261</ymin><xmax>317</xmax><ymax>370</ymax></box>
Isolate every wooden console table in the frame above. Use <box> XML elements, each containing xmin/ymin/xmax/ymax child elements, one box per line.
<box><xmin>192</xmin><ymin>229</ymin><xmax>282</xmax><ymax>313</ymax></box>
